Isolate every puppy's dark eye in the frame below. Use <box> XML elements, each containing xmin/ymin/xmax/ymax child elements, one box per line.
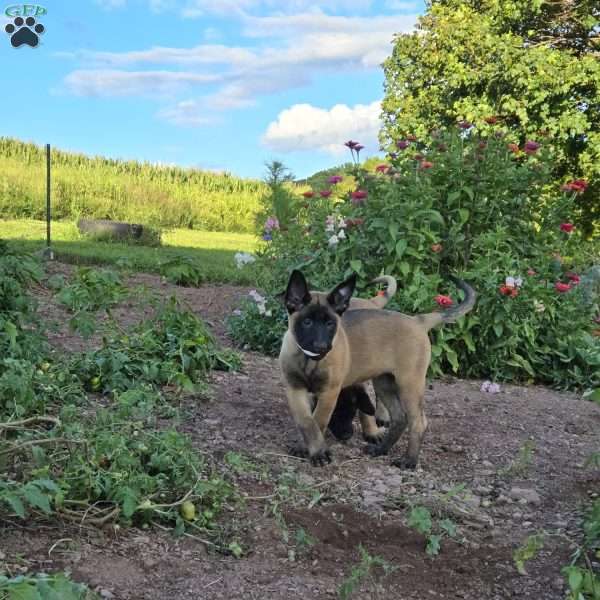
<box><xmin>326</xmin><ymin>320</ymin><xmax>335</xmax><ymax>330</ymax></box>
<box><xmin>302</xmin><ymin>317</ymin><xmax>313</xmax><ymax>327</ymax></box>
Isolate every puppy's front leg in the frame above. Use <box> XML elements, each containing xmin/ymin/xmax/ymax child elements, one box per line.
<box><xmin>286</xmin><ymin>387</ymin><xmax>331</xmax><ymax>466</ymax></box>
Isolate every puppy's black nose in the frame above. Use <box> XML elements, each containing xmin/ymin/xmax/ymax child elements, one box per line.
<box><xmin>314</xmin><ymin>341</ymin><xmax>328</xmax><ymax>353</ymax></box>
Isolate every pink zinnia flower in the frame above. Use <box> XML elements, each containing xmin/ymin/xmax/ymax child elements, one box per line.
<box><xmin>345</xmin><ymin>217</ymin><xmax>365</xmax><ymax>228</ymax></box>
<box><xmin>527</xmin><ymin>268</ymin><xmax>536</xmax><ymax>276</ymax></box>
<box><xmin>319</xmin><ymin>189</ymin><xmax>332</xmax><ymax>198</ymax></box>
<box><xmin>431</xmin><ymin>243</ymin><xmax>442</xmax><ymax>253</ymax></box>
<box><xmin>328</xmin><ymin>175</ymin><xmax>343</xmax><ymax>185</ymax></box>
<box><xmin>302</xmin><ymin>190</ymin><xmax>315</xmax><ymax>198</ymax></box>
<box><xmin>414</xmin><ymin>153</ymin><xmax>425</xmax><ymax>161</ymax></box>
<box><xmin>375</xmin><ymin>164</ymin><xmax>389</xmax><ymax>173</ymax></box>
<box><xmin>420</xmin><ymin>160</ymin><xmax>434</xmax><ymax>169</ymax></box>
<box><xmin>354</xmin><ymin>144</ymin><xmax>364</xmax><ymax>153</ymax></box>
<box><xmin>507</xmin><ymin>143</ymin><xmax>520</xmax><ymax>154</ymax></box>
<box><xmin>264</xmin><ymin>216</ymin><xmax>280</xmax><ymax>231</ymax></box>
<box><xmin>565</xmin><ymin>272</ymin><xmax>580</xmax><ymax>284</ymax></box>
<box><xmin>499</xmin><ymin>285</ymin><xmax>518</xmax><ymax>297</ymax></box>
<box><xmin>555</xmin><ymin>282</ymin><xmax>571</xmax><ymax>293</ymax></box>
<box><xmin>344</xmin><ymin>140</ymin><xmax>358</xmax><ymax>149</ymax></box>
<box><xmin>350</xmin><ymin>190</ymin><xmax>368</xmax><ymax>204</ymax></box>
<box><xmin>560</xmin><ymin>223</ymin><xmax>575</xmax><ymax>233</ymax></box>
<box><xmin>523</xmin><ymin>141</ymin><xmax>541</xmax><ymax>155</ymax></box>
<box><xmin>396</xmin><ymin>140</ymin><xmax>409</xmax><ymax>150</ymax></box>
<box><xmin>434</xmin><ymin>294</ymin><xmax>453</xmax><ymax>307</ymax></box>
<box><xmin>458</xmin><ymin>120</ymin><xmax>473</xmax><ymax>129</ymax></box>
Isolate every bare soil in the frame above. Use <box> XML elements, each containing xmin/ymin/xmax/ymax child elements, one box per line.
<box><xmin>1</xmin><ymin>262</ymin><xmax>599</xmax><ymax>600</ymax></box>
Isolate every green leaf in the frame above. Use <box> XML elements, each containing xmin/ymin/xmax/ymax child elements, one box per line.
<box><xmin>493</xmin><ymin>323</ymin><xmax>503</xmax><ymax>337</ymax></box>
<box><xmin>23</xmin><ymin>485</ymin><xmax>52</xmax><ymax>514</ymax></box>
<box><xmin>568</xmin><ymin>568</ymin><xmax>583</xmax><ymax>591</ymax></box>
<box><xmin>349</xmin><ymin>259</ymin><xmax>363</xmax><ymax>274</ymax></box>
<box><xmin>426</xmin><ymin>534</ymin><xmax>441</xmax><ymax>556</ymax></box>
<box><xmin>583</xmin><ymin>388</ymin><xmax>600</xmax><ymax>404</ymax></box>
<box><xmin>6</xmin><ymin>581</ymin><xmax>41</xmax><ymax>600</ymax></box>
<box><xmin>395</xmin><ymin>240</ymin><xmax>407</xmax><ymax>259</ymax></box>
<box><xmin>399</xmin><ymin>262</ymin><xmax>410</xmax><ymax>276</ymax></box>
<box><xmin>3</xmin><ymin>493</ymin><xmax>25</xmax><ymax>518</ymax></box>
<box><xmin>408</xmin><ymin>506</ymin><xmax>432</xmax><ymax>535</ymax></box>
<box><xmin>458</xmin><ymin>208</ymin><xmax>470</xmax><ymax>224</ymax></box>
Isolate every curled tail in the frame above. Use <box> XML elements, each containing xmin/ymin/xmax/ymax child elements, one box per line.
<box><xmin>368</xmin><ymin>275</ymin><xmax>397</xmax><ymax>308</ymax></box>
<box><xmin>420</xmin><ymin>276</ymin><xmax>477</xmax><ymax>330</ymax></box>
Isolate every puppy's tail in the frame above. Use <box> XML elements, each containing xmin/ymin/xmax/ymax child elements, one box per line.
<box><xmin>420</xmin><ymin>276</ymin><xmax>477</xmax><ymax>330</ymax></box>
<box><xmin>367</xmin><ymin>275</ymin><xmax>397</xmax><ymax>308</ymax></box>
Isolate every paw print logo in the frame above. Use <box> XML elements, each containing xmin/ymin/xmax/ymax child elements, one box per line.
<box><xmin>5</xmin><ymin>16</ymin><xmax>45</xmax><ymax>48</ymax></box>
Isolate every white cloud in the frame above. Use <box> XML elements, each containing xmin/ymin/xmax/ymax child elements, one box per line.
<box><xmin>63</xmin><ymin>69</ymin><xmax>222</xmax><ymax>97</ymax></box>
<box><xmin>262</xmin><ymin>100</ymin><xmax>382</xmax><ymax>154</ymax></box>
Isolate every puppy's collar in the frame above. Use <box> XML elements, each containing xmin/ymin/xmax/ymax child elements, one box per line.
<box><xmin>295</xmin><ymin>341</ymin><xmax>321</xmax><ymax>359</ymax></box>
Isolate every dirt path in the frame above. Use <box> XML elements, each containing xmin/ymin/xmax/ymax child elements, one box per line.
<box><xmin>2</xmin><ymin>263</ymin><xmax>599</xmax><ymax>600</ymax></box>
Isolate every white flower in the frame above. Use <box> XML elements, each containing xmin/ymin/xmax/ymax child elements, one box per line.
<box><xmin>533</xmin><ymin>300</ymin><xmax>546</xmax><ymax>313</ymax></box>
<box><xmin>337</xmin><ymin>229</ymin><xmax>346</xmax><ymax>240</ymax></box>
<box><xmin>337</xmin><ymin>216</ymin><xmax>347</xmax><ymax>229</ymax></box>
<box><xmin>325</xmin><ymin>223</ymin><xmax>335</xmax><ymax>233</ymax></box>
<box><xmin>234</xmin><ymin>252</ymin><xmax>256</xmax><ymax>269</ymax></box>
<box><xmin>265</xmin><ymin>309</ymin><xmax>272</xmax><ymax>317</ymax></box>
<box><xmin>257</xmin><ymin>303</ymin><xmax>266</xmax><ymax>315</ymax></box>
<box><xmin>505</xmin><ymin>275</ymin><xmax>523</xmax><ymax>288</ymax></box>
<box><xmin>328</xmin><ymin>234</ymin><xmax>339</xmax><ymax>247</ymax></box>
<box><xmin>232</xmin><ymin>309</ymin><xmax>242</xmax><ymax>316</ymax></box>
<box><xmin>481</xmin><ymin>380</ymin><xmax>501</xmax><ymax>394</ymax></box>
<box><xmin>249</xmin><ymin>289</ymin><xmax>266</xmax><ymax>304</ymax></box>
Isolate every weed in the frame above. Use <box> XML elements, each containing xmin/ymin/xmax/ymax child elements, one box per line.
<box><xmin>338</xmin><ymin>545</ymin><xmax>396</xmax><ymax>600</ymax></box>
<box><xmin>159</xmin><ymin>255</ymin><xmax>204</xmax><ymax>287</ymax></box>
<box><xmin>0</xmin><ymin>572</ymin><xmax>99</xmax><ymax>599</ymax></box>
<box><xmin>500</xmin><ymin>439</ymin><xmax>536</xmax><ymax>478</ymax></box>
<box><xmin>513</xmin><ymin>532</ymin><xmax>546</xmax><ymax>575</ymax></box>
<box><xmin>407</xmin><ymin>505</ymin><xmax>459</xmax><ymax>556</ymax></box>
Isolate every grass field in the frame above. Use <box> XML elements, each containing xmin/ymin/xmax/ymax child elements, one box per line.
<box><xmin>0</xmin><ymin>219</ymin><xmax>259</xmax><ymax>284</ymax></box>
<box><xmin>0</xmin><ymin>137</ymin><xmax>266</xmax><ymax>233</ymax></box>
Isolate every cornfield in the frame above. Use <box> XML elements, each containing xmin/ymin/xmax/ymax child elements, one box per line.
<box><xmin>0</xmin><ymin>137</ymin><xmax>267</xmax><ymax>233</ymax></box>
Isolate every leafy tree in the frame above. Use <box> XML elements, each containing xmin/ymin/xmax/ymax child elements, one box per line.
<box><xmin>259</xmin><ymin>160</ymin><xmax>297</xmax><ymax>231</ymax></box>
<box><xmin>380</xmin><ymin>0</ymin><xmax>600</xmax><ymax>233</ymax></box>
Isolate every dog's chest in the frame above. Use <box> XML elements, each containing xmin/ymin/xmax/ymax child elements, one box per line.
<box><xmin>283</xmin><ymin>359</ymin><xmax>329</xmax><ymax>394</ymax></box>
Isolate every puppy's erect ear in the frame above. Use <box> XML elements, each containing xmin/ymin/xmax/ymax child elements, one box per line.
<box><xmin>327</xmin><ymin>272</ymin><xmax>357</xmax><ymax>315</ymax></box>
<box><xmin>284</xmin><ymin>270</ymin><xmax>311</xmax><ymax>313</ymax></box>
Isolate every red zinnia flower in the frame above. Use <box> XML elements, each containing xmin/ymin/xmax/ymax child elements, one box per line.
<box><xmin>396</xmin><ymin>140</ymin><xmax>409</xmax><ymax>150</ymax></box>
<box><xmin>319</xmin><ymin>190</ymin><xmax>332</xmax><ymax>198</ymax></box>
<box><xmin>559</xmin><ymin>223</ymin><xmax>575</xmax><ymax>233</ymax></box>
<box><xmin>527</xmin><ymin>268</ymin><xmax>536</xmax><ymax>276</ymax></box>
<box><xmin>555</xmin><ymin>282</ymin><xmax>571</xmax><ymax>293</ymax></box>
<box><xmin>478</xmin><ymin>141</ymin><xmax>487</xmax><ymax>150</ymax></box>
<box><xmin>354</xmin><ymin>144</ymin><xmax>364</xmax><ymax>153</ymax></box>
<box><xmin>350</xmin><ymin>190</ymin><xmax>368</xmax><ymax>204</ymax></box>
<box><xmin>484</xmin><ymin>116</ymin><xmax>498</xmax><ymax>124</ymax></box>
<box><xmin>434</xmin><ymin>294</ymin><xmax>453</xmax><ymax>307</ymax></box>
<box><xmin>431</xmin><ymin>243</ymin><xmax>442</xmax><ymax>253</ymax></box>
<box><xmin>458</xmin><ymin>120</ymin><xmax>472</xmax><ymax>129</ymax></box>
<box><xmin>420</xmin><ymin>160</ymin><xmax>434</xmax><ymax>169</ymax></box>
<box><xmin>302</xmin><ymin>190</ymin><xmax>315</xmax><ymax>198</ymax></box>
<box><xmin>507</xmin><ymin>143</ymin><xmax>520</xmax><ymax>154</ymax></box>
<box><xmin>565</xmin><ymin>272</ymin><xmax>580</xmax><ymax>284</ymax></box>
<box><xmin>523</xmin><ymin>141</ymin><xmax>541</xmax><ymax>155</ymax></box>
<box><xmin>499</xmin><ymin>285</ymin><xmax>519</xmax><ymax>297</ymax></box>
<box><xmin>561</xmin><ymin>179</ymin><xmax>588</xmax><ymax>194</ymax></box>
<box><xmin>375</xmin><ymin>164</ymin><xmax>389</xmax><ymax>173</ymax></box>
<box><xmin>328</xmin><ymin>175</ymin><xmax>343</xmax><ymax>184</ymax></box>
<box><xmin>414</xmin><ymin>153</ymin><xmax>425</xmax><ymax>161</ymax></box>
<box><xmin>345</xmin><ymin>217</ymin><xmax>365</xmax><ymax>228</ymax></box>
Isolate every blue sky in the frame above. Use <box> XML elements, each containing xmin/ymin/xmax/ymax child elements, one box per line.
<box><xmin>0</xmin><ymin>1</ymin><xmax>423</xmax><ymax>179</ymax></box>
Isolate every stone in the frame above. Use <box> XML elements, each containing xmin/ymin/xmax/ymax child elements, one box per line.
<box><xmin>509</xmin><ymin>487</ymin><xmax>541</xmax><ymax>505</ymax></box>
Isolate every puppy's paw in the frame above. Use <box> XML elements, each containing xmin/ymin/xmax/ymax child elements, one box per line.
<box><xmin>391</xmin><ymin>455</ymin><xmax>418</xmax><ymax>470</ymax></box>
<box><xmin>309</xmin><ymin>447</ymin><xmax>332</xmax><ymax>467</ymax></box>
<box><xmin>329</xmin><ymin>426</ymin><xmax>354</xmax><ymax>442</ymax></box>
<box><xmin>288</xmin><ymin>444</ymin><xmax>309</xmax><ymax>459</ymax></box>
<box><xmin>375</xmin><ymin>417</ymin><xmax>390</xmax><ymax>428</ymax></box>
<box><xmin>365</xmin><ymin>443</ymin><xmax>388</xmax><ymax>457</ymax></box>
<box><xmin>363</xmin><ymin>427</ymin><xmax>386</xmax><ymax>445</ymax></box>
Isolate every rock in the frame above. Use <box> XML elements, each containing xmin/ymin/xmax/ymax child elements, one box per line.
<box><xmin>99</xmin><ymin>590</ymin><xmax>115</xmax><ymax>599</ymax></box>
<box><xmin>509</xmin><ymin>487</ymin><xmax>542</xmax><ymax>505</ymax></box>
<box><xmin>482</xmin><ymin>460</ymin><xmax>494</xmax><ymax>468</ymax></box>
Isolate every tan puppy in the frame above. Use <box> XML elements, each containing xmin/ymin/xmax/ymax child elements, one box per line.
<box><xmin>279</xmin><ymin>270</ymin><xmax>476</xmax><ymax>468</ymax></box>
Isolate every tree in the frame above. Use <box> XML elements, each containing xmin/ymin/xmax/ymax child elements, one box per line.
<box><xmin>380</xmin><ymin>0</ymin><xmax>600</xmax><ymax>233</ymax></box>
<box><xmin>260</xmin><ymin>160</ymin><xmax>297</xmax><ymax>231</ymax></box>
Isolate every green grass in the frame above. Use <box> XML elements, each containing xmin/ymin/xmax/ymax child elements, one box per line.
<box><xmin>0</xmin><ymin>219</ymin><xmax>259</xmax><ymax>284</ymax></box>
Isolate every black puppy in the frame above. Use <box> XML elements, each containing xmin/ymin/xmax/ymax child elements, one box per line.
<box><xmin>327</xmin><ymin>385</ymin><xmax>375</xmax><ymax>441</ymax></box>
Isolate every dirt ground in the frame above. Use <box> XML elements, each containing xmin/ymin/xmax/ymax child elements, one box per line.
<box><xmin>1</xmin><ymin>262</ymin><xmax>599</xmax><ymax>600</ymax></box>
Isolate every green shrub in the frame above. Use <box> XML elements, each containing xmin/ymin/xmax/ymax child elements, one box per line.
<box><xmin>229</xmin><ymin>127</ymin><xmax>599</xmax><ymax>390</ymax></box>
